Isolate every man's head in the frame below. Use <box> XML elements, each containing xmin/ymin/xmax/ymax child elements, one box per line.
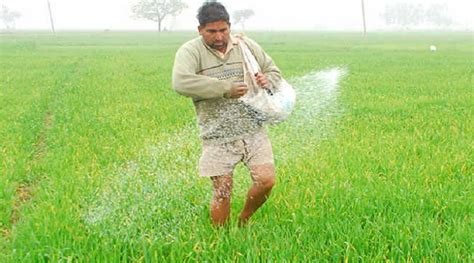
<box><xmin>197</xmin><ymin>2</ymin><xmax>231</xmax><ymax>52</ymax></box>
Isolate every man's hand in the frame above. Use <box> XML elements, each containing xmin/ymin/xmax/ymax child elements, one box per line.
<box><xmin>255</xmin><ymin>73</ymin><xmax>269</xmax><ymax>89</ymax></box>
<box><xmin>229</xmin><ymin>82</ymin><xmax>248</xmax><ymax>98</ymax></box>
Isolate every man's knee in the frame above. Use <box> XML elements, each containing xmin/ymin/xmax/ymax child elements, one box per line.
<box><xmin>250</xmin><ymin>164</ymin><xmax>275</xmax><ymax>190</ymax></box>
<box><xmin>213</xmin><ymin>188</ymin><xmax>232</xmax><ymax>202</ymax></box>
<box><xmin>211</xmin><ymin>175</ymin><xmax>233</xmax><ymax>201</ymax></box>
<box><xmin>259</xmin><ymin>175</ymin><xmax>275</xmax><ymax>190</ymax></box>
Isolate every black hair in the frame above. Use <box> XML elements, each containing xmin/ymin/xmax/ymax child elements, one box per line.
<box><xmin>197</xmin><ymin>2</ymin><xmax>230</xmax><ymax>26</ymax></box>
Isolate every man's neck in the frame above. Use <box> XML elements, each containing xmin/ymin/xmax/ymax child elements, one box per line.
<box><xmin>216</xmin><ymin>46</ymin><xmax>227</xmax><ymax>54</ymax></box>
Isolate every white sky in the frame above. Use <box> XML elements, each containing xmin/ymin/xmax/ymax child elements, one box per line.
<box><xmin>1</xmin><ymin>0</ymin><xmax>473</xmax><ymax>31</ymax></box>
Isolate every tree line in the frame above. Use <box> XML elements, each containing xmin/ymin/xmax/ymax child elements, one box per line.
<box><xmin>382</xmin><ymin>2</ymin><xmax>453</xmax><ymax>29</ymax></box>
<box><xmin>1</xmin><ymin>1</ymin><xmax>456</xmax><ymax>32</ymax></box>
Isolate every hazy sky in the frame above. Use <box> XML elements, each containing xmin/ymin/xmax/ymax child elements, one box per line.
<box><xmin>1</xmin><ymin>0</ymin><xmax>473</xmax><ymax>31</ymax></box>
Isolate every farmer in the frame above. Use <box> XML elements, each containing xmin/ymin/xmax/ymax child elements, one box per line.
<box><xmin>172</xmin><ymin>2</ymin><xmax>282</xmax><ymax>226</ymax></box>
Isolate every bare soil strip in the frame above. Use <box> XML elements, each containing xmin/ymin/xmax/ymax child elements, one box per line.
<box><xmin>3</xmin><ymin>111</ymin><xmax>54</xmax><ymax>238</ymax></box>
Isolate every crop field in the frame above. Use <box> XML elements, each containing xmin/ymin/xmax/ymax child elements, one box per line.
<box><xmin>0</xmin><ymin>31</ymin><xmax>472</xmax><ymax>261</ymax></box>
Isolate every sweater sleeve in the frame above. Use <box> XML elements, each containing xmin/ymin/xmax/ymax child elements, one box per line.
<box><xmin>172</xmin><ymin>45</ymin><xmax>232</xmax><ymax>100</ymax></box>
<box><xmin>243</xmin><ymin>37</ymin><xmax>282</xmax><ymax>91</ymax></box>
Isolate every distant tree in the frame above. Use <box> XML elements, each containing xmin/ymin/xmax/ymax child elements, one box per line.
<box><xmin>233</xmin><ymin>9</ymin><xmax>254</xmax><ymax>31</ymax></box>
<box><xmin>132</xmin><ymin>0</ymin><xmax>187</xmax><ymax>32</ymax></box>
<box><xmin>425</xmin><ymin>4</ymin><xmax>453</xmax><ymax>28</ymax></box>
<box><xmin>0</xmin><ymin>5</ymin><xmax>21</xmax><ymax>30</ymax></box>
<box><xmin>382</xmin><ymin>3</ymin><xmax>424</xmax><ymax>29</ymax></box>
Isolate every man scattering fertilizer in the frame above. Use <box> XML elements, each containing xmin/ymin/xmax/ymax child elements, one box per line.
<box><xmin>172</xmin><ymin>2</ymin><xmax>283</xmax><ymax>227</ymax></box>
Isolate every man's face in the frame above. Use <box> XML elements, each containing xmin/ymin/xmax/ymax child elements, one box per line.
<box><xmin>198</xmin><ymin>20</ymin><xmax>231</xmax><ymax>52</ymax></box>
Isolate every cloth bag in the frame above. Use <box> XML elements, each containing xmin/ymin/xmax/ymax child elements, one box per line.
<box><xmin>238</xmin><ymin>39</ymin><xmax>296</xmax><ymax>124</ymax></box>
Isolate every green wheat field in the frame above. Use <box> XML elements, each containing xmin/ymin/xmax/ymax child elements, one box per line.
<box><xmin>0</xmin><ymin>31</ymin><xmax>473</xmax><ymax>261</ymax></box>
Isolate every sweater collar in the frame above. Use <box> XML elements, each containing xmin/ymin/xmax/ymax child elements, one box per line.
<box><xmin>201</xmin><ymin>35</ymin><xmax>239</xmax><ymax>58</ymax></box>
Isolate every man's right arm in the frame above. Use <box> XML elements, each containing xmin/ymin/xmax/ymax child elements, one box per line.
<box><xmin>172</xmin><ymin>46</ymin><xmax>232</xmax><ymax>100</ymax></box>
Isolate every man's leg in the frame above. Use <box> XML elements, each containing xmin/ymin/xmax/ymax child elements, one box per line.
<box><xmin>210</xmin><ymin>174</ymin><xmax>233</xmax><ymax>226</ymax></box>
<box><xmin>239</xmin><ymin>163</ymin><xmax>275</xmax><ymax>226</ymax></box>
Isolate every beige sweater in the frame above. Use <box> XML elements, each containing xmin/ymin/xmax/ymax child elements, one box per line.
<box><xmin>172</xmin><ymin>35</ymin><xmax>281</xmax><ymax>144</ymax></box>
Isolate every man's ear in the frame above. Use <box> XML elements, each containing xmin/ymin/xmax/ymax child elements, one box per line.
<box><xmin>198</xmin><ymin>26</ymin><xmax>203</xmax><ymax>35</ymax></box>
